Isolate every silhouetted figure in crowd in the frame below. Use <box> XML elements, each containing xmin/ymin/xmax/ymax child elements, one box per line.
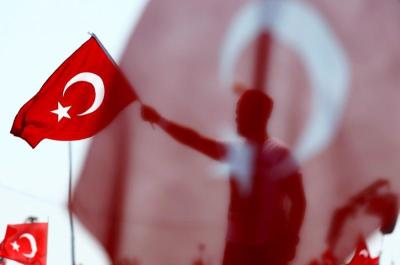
<box><xmin>309</xmin><ymin>179</ymin><xmax>398</xmax><ymax>265</ymax></box>
<box><xmin>141</xmin><ymin>89</ymin><xmax>306</xmax><ymax>265</ymax></box>
<box><xmin>328</xmin><ymin>179</ymin><xmax>398</xmax><ymax>246</ymax></box>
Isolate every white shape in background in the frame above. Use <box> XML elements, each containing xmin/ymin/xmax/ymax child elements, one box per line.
<box><xmin>20</xmin><ymin>233</ymin><xmax>38</xmax><ymax>258</ymax></box>
<box><xmin>63</xmin><ymin>72</ymin><xmax>105</xmax><ymax>116</ymax></box>
<box><xmin>220</xmin><ymin>0</ymin><xmax>350</xmax><ymax>162</ymax></box>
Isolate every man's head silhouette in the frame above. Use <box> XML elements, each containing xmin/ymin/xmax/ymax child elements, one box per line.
<box><xmin>236</xmin><ymin>89</ymin><xmax>273</xmax><ymax>143</ymax></box>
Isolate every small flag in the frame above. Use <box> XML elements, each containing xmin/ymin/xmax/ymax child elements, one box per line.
<box><xmin>346</xmin><ymin>238</ymin><xmax>379</xmax><ymax>265</ymax></box>
<box><xmin>11</xmin><ymin>36</ymin><xmax>137</xmax><ymax>148</ymax></box>
<box><xmin>0</xmin><ymin>223</ymin><xmax>48</xmax><ymax>265</ymax></box>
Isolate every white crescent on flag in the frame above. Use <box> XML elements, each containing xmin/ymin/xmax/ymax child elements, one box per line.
<box><xmin>19</xmin><ymin>233</ymin><xmax>37</xmax><ymax>259</ymax></box>
<box><xmin>220</xmin><ymin>0</ymin><xmax>350</xmax><ymax>162</ymax></box>
<box><xmin>63</xmin><ymin>72</ymin><xmax>105</xmax><ymax>116</ymax></box>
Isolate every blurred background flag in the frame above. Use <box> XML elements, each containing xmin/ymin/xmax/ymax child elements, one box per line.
<box><xmin>72</xmin><ymin>0</ymin><xmax>400</xmax><ymax>264</ymax></box>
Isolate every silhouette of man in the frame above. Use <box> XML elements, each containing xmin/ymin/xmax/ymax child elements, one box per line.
<box><xmin>141</xmin><ymin>89</ymin><xmax>306</xmax><ymax>265</ymax></box>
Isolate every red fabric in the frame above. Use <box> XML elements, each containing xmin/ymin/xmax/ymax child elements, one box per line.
<box><xmin>307</xmin><ymin>238</ymin><xmax>379</xmax><ymax>265</ymax></box>
<box><xmin>11</xmin><ymin>37</ymin><xmax>136</xmax><ymax>148</ymax></box>
<box><xmin>346</xmin><ymin>239</ymin><xmax>379</xmax><ymax>265</ymax></box>
<box><xmin>0</xmin><ymin>223</ymin><xmax>48</xmax><ymax>265</ymax></box>
<box><xmin>72</xmin><ymin>1</ymin><xmax>400</xmax><ymax>265</ymax></box>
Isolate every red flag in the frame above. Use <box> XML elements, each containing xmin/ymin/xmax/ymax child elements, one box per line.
<box><xmin>11</xmin><ymin>36</ymin><xmax>136</xmax><ymax>148</ymax></box>
<box><xmin>346</xmin><ymin>238</ymin><xmax>379</xmax><ymax>265</ymax></box>
<box><xmin>73</xmin><ymin>0</ymin><xmax>400</xmax><ymax>265</ymax></box>
<box><xmin>0</xmin><ymin>223</ymin><xmax>48</xmax><ymax>265</ymax></box>
<box><xmin>307</xmin><ymin>238</ymin><xmax>379</xmax><ymax>265</ymax></box>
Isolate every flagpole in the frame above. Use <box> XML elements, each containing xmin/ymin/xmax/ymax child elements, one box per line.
<box><xmin>87</xmin><ymin>32</ymin><xmax>142</xmax><ymax>106</ymax></box>
<box><xmin>252</xmin><ymin>0</ymin><xmax>273</xmax><ymax>92</ymax></box>
<box><xmin>88</xmin><ymin>32</ymin><xmax>119</xmax><ymax>67</ymax></box>
<box><xmin>68</xmin><ymin>141</ymin><xmax>76</xmax><ymax>265</ymax></box>
<box><xmin>253</xmin><ymin>32</ymin><xmax>271</xmax><ymax>91</ymax></box>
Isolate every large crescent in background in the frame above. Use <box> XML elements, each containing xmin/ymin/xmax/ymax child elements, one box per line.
<box><xmin>220</xmin><ymin>0</ymin><xmax>350</xmax><ymax>162</ymax></box>
<box><xmin>20</xmin><ymin>233</ymin><xmax>38</xmax><ymax>259</ymax></box>
<box><xmin>63</xmin><ymin>72</ymin><xmax>105</xmax><ymax>116</ymax></box>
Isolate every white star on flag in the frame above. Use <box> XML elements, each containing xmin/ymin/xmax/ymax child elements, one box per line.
<box><xmin>51</xmin><ymin>102</ymin><xmax>71</xmax><ymax>122</ymax></box>
<box><xmin>11</xmin><ymin>241</ymin><xmax>20</xmax><ymax>252</ymax></box>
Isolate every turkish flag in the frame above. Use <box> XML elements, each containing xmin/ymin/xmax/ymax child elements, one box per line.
<box><xmin>309</xmin><ymin>238</ymin><xmax>379</xmax><ymax>265</ymax></box>
<box><xmin>73</xmin><ymin>1</ymin><xmax>400</xmax><ymax>265</ymax></box>
<box><xmin>0</xmin><ymin>223</ymin><xmax>48</xmax><ymax>265</ymax></box>
<box><xmin>346</xmin><ymin>238</ymin><xmax>379</xmax><ymax>265</ymax></box>
<box><xmin>11</xmin><ymin>36</ymin><xmax>137</xmax><ymax>148</ymax></box>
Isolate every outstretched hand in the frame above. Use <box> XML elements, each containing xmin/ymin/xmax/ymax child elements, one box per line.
<box><xmin>141</xmin><ymin>104</ymin><xmax>161</xmax><ymax>124</ymax></box>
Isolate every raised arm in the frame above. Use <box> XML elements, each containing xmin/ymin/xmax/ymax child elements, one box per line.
<box><xmin>141</xmin><ymin>104</ymin><xmax>227</xmax><ymax>161</ymax></box>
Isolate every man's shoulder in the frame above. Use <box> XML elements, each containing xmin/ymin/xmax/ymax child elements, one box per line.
<box><xmin>263</xmin><ymin>138</ymin><xmax>300</xmax><ymax>175</ymax></box>
<box><xmin>264</xmin><ymin>138</ymin><xmax>291</xmax><ymax>156</ymax></box>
